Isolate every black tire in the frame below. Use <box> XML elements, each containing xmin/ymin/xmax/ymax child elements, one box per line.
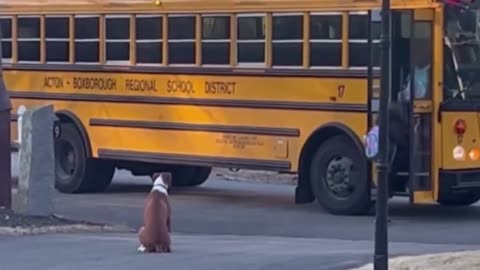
<box><xmin>54</xmin><ymin>122</ymin><xmax>115</xmax><ymax>193</ymax></box>
<box><xmin>170</xmin><ymin>165</ymin><xmax>212</xmax><ymax>187</ymax></box>
<box><xmin>89</xmin><ymin>159</ymin><xmax>116</xmax><ymax>192</ymax></box>
<box><xmin>438</xmin><ymin>192</ymin><xmax>480</xmax><ymax>206</ymax></box>
<box><xmin>310</xmin><ymin>135</ymin><xmax>371</xmax><ymax>215</ymax></box>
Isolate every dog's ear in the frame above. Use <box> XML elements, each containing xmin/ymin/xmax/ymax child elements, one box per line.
<box><xmin>163</xmin><ymin>172</ymin><xmax>172</xmax><ymax>188</ymax></box>
<box><xmin>151</xmin><ymin>172</ymin><xmax>160</xmax><ymax>181</ymax></box>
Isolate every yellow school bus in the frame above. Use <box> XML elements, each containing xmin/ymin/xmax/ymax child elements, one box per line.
<box><xmin>2</xmin><ymin>0</ymin><xmax>480</xmax><ymax>215</ymax></box>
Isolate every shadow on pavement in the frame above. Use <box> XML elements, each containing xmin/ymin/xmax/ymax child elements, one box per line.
<box><xmin>101</xmin><ymin>178</ymin><xmax>480</xmax><ymax>222</ymax></box>
<box><xmin>387</xmin><ymin>202</ymin><xmax>480</xmax><ymax>221</ymax></box>
<box><xmin>104</xmin><ymin>180</ymin><xmax>299</xmax><ymax>211</ymax></box>
<box><xmin>105</xmin><ymin>183</ymin><xmax>151</xmax><ymax>194</ymax></box>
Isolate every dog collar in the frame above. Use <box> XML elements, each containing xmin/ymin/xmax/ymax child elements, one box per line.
<box><xmin>154</xmin><ymin>183</ymin><xmax>168</xmax><ymax>190</ymax></box>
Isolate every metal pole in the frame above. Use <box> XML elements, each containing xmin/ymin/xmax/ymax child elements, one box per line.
<box><xmin>374</xmin><ymin>0</ymin><xmax>391</xmax><ymax>269</ymax></box>
<box><xmin>0</xmin><ymin>95</ymin><xmax>11</xmax><ymax>209</ymax></box>
<box><xmin>0</xmin><ymin>27</ymin><xmax>12</xmax><ymax>209</ymax></box>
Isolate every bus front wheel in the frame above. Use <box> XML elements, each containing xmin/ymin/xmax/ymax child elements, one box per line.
<box><xmin>309</xmin><ymin>135</ymin><xmax>371</xmax><ymax>215</ymax></box>
<box><xmin>55</xmin><ymin>122</ymin><xmax>115</xmax><ymax>193</ymax></box>
<box><xmin>170</xmin><ymin>165</ymin><xmax>212</xmax><ymax>187</ymax></box>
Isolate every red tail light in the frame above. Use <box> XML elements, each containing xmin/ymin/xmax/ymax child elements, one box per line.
<box><xmin>454</xmin><ymin>119</ymin><xmax>466</xmax><ymax>135</ymax></box>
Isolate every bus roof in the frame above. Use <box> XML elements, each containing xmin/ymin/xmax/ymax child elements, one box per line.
<box><xmin>0</xmin><ymin>0</ymin><xmax>440</xmax><ymax>13</ymax></box>
<box><xmin>0</xmin><ymin>0</ymin><xmax>150</xmax><ymax>4</ymax></box>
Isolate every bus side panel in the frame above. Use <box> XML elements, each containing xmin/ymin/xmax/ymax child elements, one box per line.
<box><xmin>6</xmin><ymin>70</ymin><xmax>369</xmax><ymax>172</ymax></box>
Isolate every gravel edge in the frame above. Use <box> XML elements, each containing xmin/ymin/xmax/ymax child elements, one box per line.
<box><xmin>0</xmin><ymin>211</ymin><xmax>135</xmax><ymax>236</ymax></box>
<box><xmin>350</xmin><ymin>250</ymin><xmax>480</xmax><ymax>270</ymax></box>
<box><xmin>212</xmin><ymin>168</ymin><xmax>297</xmax><ymax>186</ymax></box>
<box><xmin>0</xmin><ymin>223</ymin><xmax>134</xmax><ymax>236</ymax></box>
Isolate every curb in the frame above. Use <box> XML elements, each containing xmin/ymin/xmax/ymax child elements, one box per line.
<box><xmin>350</xmin><ymin>249</ymin><xmax>480</xmax><ymax>270</ymax></box>
<box><xmin>213</xmin><ymin>168</ymin><xmax>297</xmax><ymax>186</ymax></box>
<box><xmin>0</xmin><ymin>224</ymin><xmax>135</xmax><ymax>236</ymax></box>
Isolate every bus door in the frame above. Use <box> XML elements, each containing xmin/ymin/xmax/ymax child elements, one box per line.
<box><xmin>406</xmin><ymin>9</ymin><xmax>435</xmax><ymax>203</ymax></box>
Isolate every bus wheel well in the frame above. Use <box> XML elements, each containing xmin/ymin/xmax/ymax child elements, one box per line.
<box><xmin>296</xmin><ymin>123</ymin><xmax>365</xmax><ymax>204</ymax></box>
<box><xmin>55</xmin><ymin>110</ymin><xmax>92</xmax><ymax>158</ymax></box>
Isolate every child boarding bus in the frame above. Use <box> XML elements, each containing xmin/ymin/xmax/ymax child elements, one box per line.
<box><xmin>2</xmin><ymin>0</ymin><xmax>480</xmax><ymax>215</ymax></box>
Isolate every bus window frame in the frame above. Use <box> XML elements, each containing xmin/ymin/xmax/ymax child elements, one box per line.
<box><xmin>167</xmin><ymin>14</ymin><xmax>196</xmax><ymax>67</ymax></box>
<box><xmin>309</xmin><ymin>11</ymin><xmax>343</xmax><ymax>70</ymax></box>
<box><xmin>236</xmin><ymin>13</ymin><xmax>267</xmax><ymax>68</ymax></box>
<box><xmin>16</xmin><ymin>15</ymin><xmax>41</xmax><ymax>64</ymax></box>
<box><xmin>409</xmin><ymin>19</ymin><xmax>434</xmax><ymax>101</ymax></box>
<box><xmin>45</xmin><ymin>15</ymin><xmax>70</xmax><ymax>65</ymax></box>
<box><xmin>271</xmin><ymin>12</ymin><xmax>304</xmax><ymax>69</ymax></box>
<box><xmin>104</xmin><ymin>14</ymin><xmax>131</xmax><ymax>66</ymax></box>
<box><xmin>74</xmin><ymin>14</ymin><xmax>100</xmax><ymax>65</ymax></box>
<box><xmin>135</xmin><ymin>14</ymin><xmax>163</xmax><ymax>66</ymax></box>
<box><xmin>0</xmin><ymin>16</ymin><xmax>12</xmax><ymax>64</ymax></box>
<box><xmin>0</xmin><ymin>10</ymin><xmax>407</xmax><ymax>73</ymax></box>
<box><xmin>347</xmin><ymin>11</ymin><xmax>381</xmax><ymax>70</ymax></box>
<box><xmin>201</xmin><ymin>13</ymin><xmax>231</xmax><ymax>68</ymax></box>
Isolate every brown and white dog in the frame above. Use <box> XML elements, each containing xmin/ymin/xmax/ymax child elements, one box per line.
<box><xmin>137</xmin><ymin>172</ymin><xmax>172</xmax><ymax>253</ymax></box>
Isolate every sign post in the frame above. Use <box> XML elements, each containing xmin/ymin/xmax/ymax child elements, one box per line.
<box><xmin>0</xmin><ymin>27</ymin><xmax>12</xmax><ymax>209</ymax></box>
<box><xmin>374</xmin><ymin>0</ymin><xmax>392</xmax><ymax>269</ymax></box>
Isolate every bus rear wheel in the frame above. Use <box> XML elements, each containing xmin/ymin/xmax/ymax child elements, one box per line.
<box><xmin>55</xmin><ymin>122</ymin><xmax>115</xmax><ymax>193</ymax></box>
<box><xmin>309</xmin><ymin>135</ymin><xmax>371</xmax><ymax>215</ymax></box>
<box><xmin>170</xmin><ymin>165</ymin><xmax>212</xmax><ymax>187</ymax></box>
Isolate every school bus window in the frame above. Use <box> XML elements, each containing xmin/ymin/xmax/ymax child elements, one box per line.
<box><xmin>309</xmin><ymin>13</ymin><xmax>342</xmax><ymax>67</ymax></box>
<box><xmin>400</xmin><ymin>12</ymin><xmax>412</xmax><ymax>38</ymax></box>
<box><xmin>45</xmin><ymin>16</ymin><xmax>69</xmax><ymax>63</ymax></box>
<box><xmin>371</xmin><ymin>11</ymin><xmax>381</xmax><ymax>40</ymax></box>
<box><xmin>272</xmin><ymin>13</ymin><xmax>303</xmax><ymax>67</ymax></box>
<box><xmin>202</xmin><ymin>15</ymin><xmax>230</xmax><ymax>66</ymax></box>
<box><xmin>410</xmin><ymin>21</ymin><xmax>433</xmax><ymax>99</ymax></box>
<box><xmin>105</xmin><ymin>16</ymin><xmax>130</xmax><ymax>64</ymax></box>
<box><xmin>74</xmin><ymin>16</ymin><xmax>100</xmax><ymax>63</ymax></box>
<box><xmin>0</xmin><ymin>17</ymin><xmax>12</xmax><ymax>62</ymax></box>
<box><xmin>135</xmin><ymin>15</ymin><xmax>163</xmax><ymax>65</ymax></box>
<box><xmin>168</xmin><ymin>15</ymin><xmax>196</xmax><ymax>65</ymax></box>
<box><xmin>237</xmin><ymin>14</ymin><xmax>266</xmax><ymax>65</ymax></box>
<box><xmin>17</xmin><ymin>16</ymin><xmax>41</xmax><ymax>63</ymax></box>
<box><xmin>348</xmin><ymin>12</ymin><xmax>380</xmax><ymax>67</ymax></box>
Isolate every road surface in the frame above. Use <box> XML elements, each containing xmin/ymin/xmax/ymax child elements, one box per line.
<box><xmin>9</xmin><ymin>154</ymin><xmax>480</xmax><ymax>269</ymax></box>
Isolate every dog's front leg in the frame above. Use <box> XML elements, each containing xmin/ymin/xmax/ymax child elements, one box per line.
<box><xmin>138</xmin><ymin>226</ymin><xmax>156</xmax><ymax>253</ymax></box>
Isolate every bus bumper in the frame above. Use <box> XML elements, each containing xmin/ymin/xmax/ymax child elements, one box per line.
<box><xmin>440</xmin><ymin>169</ymin><xmax>480</xmax><ymax>190</ymax></box>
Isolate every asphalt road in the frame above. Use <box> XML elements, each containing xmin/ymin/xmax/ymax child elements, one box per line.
<box><xmin>44</xmin><ymin>169</ymin><xmax>480</xmax><ymax>246</ymax></box>
<box><xmin>9</xmin><ymin>154</ymin><xmax>480</xmax><ymax>269</ymax></box>
<box><xmin>0</xmin><ymin>233</ymin><xmax>476</xmax><ymax>270</ymax></box>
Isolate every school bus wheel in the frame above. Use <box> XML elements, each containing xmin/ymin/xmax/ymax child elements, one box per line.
<box><xmin>309</xmin><ymin>134</ymin><xmax>371</xmax><ymax>215</ymax></box>
<box><xmin>170</xmin><ymin>165</ymin><xmax>212</xmax><ymax>187</ymax></box>
<box><xmin>54</xmin><ymin>122</ymin><xmax>115</xmax><ymax>193</ymax></box>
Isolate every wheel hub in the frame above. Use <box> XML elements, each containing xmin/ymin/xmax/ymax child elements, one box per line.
<box><xmin>325</xmin><ymin>157</ymin><xmax>354</xmax><ymax>198</ymax></box>
<box><xmin>57</xmin><ymin>140</ymin><xmax>76</xmax><ymax>178</ymax></box>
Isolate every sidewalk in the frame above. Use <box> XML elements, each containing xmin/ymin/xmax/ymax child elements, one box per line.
<box><xmin>1</xmin><ymin>233</ymin><xmax>478</xmax><ymax>270</ymax></box>
<box><xmin>352</xmin><ymin>250</ymin><xmax>480</xmax><ymax>270</ymax></box>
